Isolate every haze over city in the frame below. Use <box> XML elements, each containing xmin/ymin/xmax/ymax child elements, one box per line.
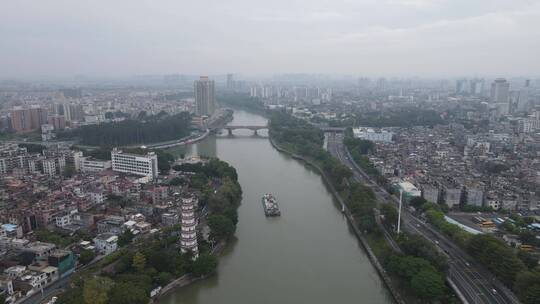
<box><xmin>2</xmin><ymin>0</ymin><xmax>540</xmax><ymax>78</ymax></box>
<box><xmin>1</xmin><ymin>1</ymin><xmax>540</xmax><ymax>304</ymax></box>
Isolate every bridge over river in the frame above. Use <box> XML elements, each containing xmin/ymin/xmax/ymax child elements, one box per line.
<box><xmin>215</xmin><ymin>125</ymin><xmax>345</xmax><ymax>135</ymax></box>
<box><xmin>217</xmin><ymin>125</ymin><xmax>269</xmax><ymax>135</ymax></box>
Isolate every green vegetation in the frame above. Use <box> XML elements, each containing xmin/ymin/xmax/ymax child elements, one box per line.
<box><xmin>208</xmin><ymin>215</ymin><xmax>235</xmax><ymax>241</ymax></box>
<box><xmin>386</xmin><ymin>255</ymin><xmax>446</xmax><ymax>300</ymax></box>
<box><xmin>354</xmin><ymin>108</ymin><xmax>444</xmax><ymax>127</ymax></box>
<box><xmin>174</xmin><ymin>158</ymin><xmax>242</xmax><ymax>242</ymax></box>
<box><xmin>79</xmin><ymin>249</ymin><xmax>96</xmax><ymax>265</ymax></box>
<box><xmin>60</xmin><ymin>112</ymin><xmax>192</xmax><ymax>146</ymax></box>
<box><xmin>269</xmin><ymin>111</ymin><xmax>352</xmax><ymax>190</ymax></box>
<box><xmin>117</xmin><ymin>229</ymin><xmax>134</xmax><ymax>247</ymax></box>
<box><xmin>35</xmin><ymin>229</ymin><xmax>90</xmax><ymax>248</ymax></box>
<box><xmin>419</xmin><ymin>203</ymin><xmax>540</xmax><ymax>303</ymax></box>
<box><xmin>425</xmin><ymin>208</ymin><xmax>470</xmax><ymax>247</ymax></box>
<box><xmin>515</xmin><ymin>271</ymin><xmax>540</xmax><ymax>303</ymax></box>
<box><xmin>379</xmin><ymin>202</ymin><xmax>451</xmax><ymax>301</ymax></box>
<box><xmin>346</xmin><ymin>183</ymin><xmax>377</xmax><ymax>232</ymax></box>
<box><xmin>192</xmin><ymin>254</ymin><xmax>218</xmax><ymax>277</ymax></box>
<box><xmin>467</xmin><ymin>234</ymin><xmax>526</xmax><ymax>286</ymax></box>
<box><xmin>58</xmin><ymin>224</ymin><xmax>213</xmax><ymax>304</ymax></box>
<box><xmin>83</xmin><ymin>276</ymin><xmax>113</xmax><ymax>304</ymax></box>
<box><xmin>217</xmin><ymin>93</ymin><xmax>265</xmax><ymax>113</ymax></box>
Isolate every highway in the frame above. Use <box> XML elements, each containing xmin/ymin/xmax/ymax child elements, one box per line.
<box><xmin>326</xmin><ymin>132</ymin><xmax>520</xmax><ymax>304</ymax></box>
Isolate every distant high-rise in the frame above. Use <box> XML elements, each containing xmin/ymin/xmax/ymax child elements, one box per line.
<box><xmin>226</xmin><ymin>73</ymin><xmax>234</xmax><ymax>90</ymax></box>
<box><xmin>516</xmin><ymin>80</ymin><xmax>531</xmax><ymax>112</ymax></box>
<box><xmin>455</xmin><ymin>79</ymin><xmax>469</xmax><ymax>94</ymax></box>
<box><xmin>10</xmin><ymin>106</ymin><xmax>48</xmax><ymax>133</ymax></box>
<box><xmin>490</xmin><ymin>78</ymin><xmax>510</xmax><ymax>103</ymax></box>
<box><xmin>469</xmin><ymin>78</ymin><xmax>484</xmax><ymax>95</ymax></box>
<box><xmin>194</xmin><ymin>76</ymin><xmax>215</xmax><ymax>116</ymax></box>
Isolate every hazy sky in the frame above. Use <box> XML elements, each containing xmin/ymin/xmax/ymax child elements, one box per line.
<box><xmin>1</xmin><ymin>0</ymin><xmax>539</xmax><ymax>78</ymax></box>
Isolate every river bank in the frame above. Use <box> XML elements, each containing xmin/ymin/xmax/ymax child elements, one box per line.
<box><xmin>268</xmin><ymin>137</ymin><xmax>404</xmax><ymax>304</ymax></box>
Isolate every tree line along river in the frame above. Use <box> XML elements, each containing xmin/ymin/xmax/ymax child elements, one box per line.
<box><xmin>160</xmin><ymin>109</ymin><xmax>393</xmax><ymax>304</ymax></box>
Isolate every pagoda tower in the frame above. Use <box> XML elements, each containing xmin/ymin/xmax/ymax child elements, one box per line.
<box><xmin>180</xmin><ymin>196</ymin><xmax>199</xmax><ymax>259</ymax></box>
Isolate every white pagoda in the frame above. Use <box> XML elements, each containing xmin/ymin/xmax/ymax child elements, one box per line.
<box><xmin>180</xmin><ymin>196</ymin><xmax>199</xmax><ymax>259</ymax></box>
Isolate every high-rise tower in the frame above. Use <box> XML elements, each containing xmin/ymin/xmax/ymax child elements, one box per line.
<box><xmin>194</xmin><ymin>76</ymin><xmax>215</xmax><ymax>116</ymax></box>
<box><xmin>490</xmin><ymin>78</ymin><xmax>510</xmax><ymax>103</ymax></box>
<box><xmin>226</xmin><ymin>73</ymin><xmax>234</xmax><ymax>90</ymax></box>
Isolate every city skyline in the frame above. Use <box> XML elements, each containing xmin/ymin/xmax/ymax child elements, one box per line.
<box><xmin>1</xmin><ymin>0</ymin><xmax>540</xmax><ymax>78</ymax></box>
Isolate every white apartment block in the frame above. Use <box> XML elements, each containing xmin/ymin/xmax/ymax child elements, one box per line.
<box><xmin>111</xmin><ymin>149</ymin><xmax>158</xmax><ymax>179</ymax></box>
<box><xmin>81</xmin><ymin>158</ymin><xmax>111</xmax><ymax>173</ymax></box>
<box><xmin>42</xmin><ymin>159</ymin><xmax>56</xmax><ymax>177</ymax></box>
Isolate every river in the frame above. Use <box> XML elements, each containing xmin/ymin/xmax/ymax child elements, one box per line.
<box><xmin>160</xmin><ymin>110</ymin><xmax>393</xmax><ymax>304</ymax></box>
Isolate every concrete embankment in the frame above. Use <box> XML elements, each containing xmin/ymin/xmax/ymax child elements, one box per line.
<box><xmin>269</xmin><ymin>137</ymin><xmax>406</xmax><ymax>304</ymax></box>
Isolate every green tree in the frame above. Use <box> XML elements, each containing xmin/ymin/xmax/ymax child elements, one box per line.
<box><xmin>380</xmin><ymin>203</ymin><xmax>398</xmax><ymax>230</ymax></box>
<box><xmin>156</xmin><ymin>272</ymin><xmax>174</xmax><ymax>286</ymax></box>
<box><xmin>398</xmin><ymin>234</ymin><xmax>448</xmax><ymax>271</ymax></box>
<box><xmin>168</xmin><ymin>177</ymin><xmax>185</xmax><ymax>186</ymax></box>
<box><xmin>410</xmin><ymin>268</ymin><xmax>446</xmax><ymax>300</ymax></box>
<box><xmin>386</xmin><ymin>255</ymin><xmax>435</xmax><ymax>279</ymax></box>
<box><xmin>56</xmin><ymin>288</ymin><xmax>84</xmax><ymax>304</ymax></box>
<box><xmin>117</xmin><ymin>229</ymin><xmax>134</xmax><ymax>246</ymax></box>
<box><xmin>132</xmin><ymin>252</ymin><xmax>146</xmax><ymax>273</ymax></box>
<box><xmin>192</xmin><ymin>254</ymin><xmax>218</xmax><ymax>277</ymax></box>
<box><xmin>83</xmin><ymin>276</ymin><xmax>113</xmax><ymax>304</ymax></box>
<box><xmin>108</xmin><ymin>282</ymin><xmax>149</xmax><ymax>304</ymax></box>
<box><xmin>467</xmin><ymin>234</ymin><xmax>526</xmax><ymax>285</ymax></box>
<box><xmin>514</xmin><ymin>271</ymin><xmax>540</xmax><ymax>304</ymax></box>
<box><xmin>409</xmin><ymin>196</ymin><xmax>428</xmax><ymax>208</ymax></box>
<box><xmin>79</xmin><ymin>249</ymin><xmax>95</xmax><ymax>265</ymax></box>
<box><xmin>517</xmin><ymin>250</ymin><xmax>540</xmax><ymax>270</ymax></box>
<box><xmin>208</xmin><ymin>215</ymin><xmax>235</xmax><ymax>241</ymax></box>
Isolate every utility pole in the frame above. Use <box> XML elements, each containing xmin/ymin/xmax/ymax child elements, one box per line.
<box><xmin>397</xmin><ymin>189</ymin><xmax>403</xmax><ymax>234</ymax></box>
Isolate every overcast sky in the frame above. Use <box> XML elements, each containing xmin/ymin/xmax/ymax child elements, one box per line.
<box><xmin>1</xmin><ymin>0</ymin><xmax>539</xmax><ymax>78</ymax></box>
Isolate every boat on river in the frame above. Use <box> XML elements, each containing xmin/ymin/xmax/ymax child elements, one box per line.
<box><xmin>262</xmin><ymin>193</ymin><xmax>281</xmax><ymax>216</ymax></box>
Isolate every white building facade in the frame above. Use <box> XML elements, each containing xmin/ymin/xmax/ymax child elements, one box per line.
<box><xmin>111</xmin><ymin>149</ymin><xmax>158</xmax><ymax>178</ymax></box>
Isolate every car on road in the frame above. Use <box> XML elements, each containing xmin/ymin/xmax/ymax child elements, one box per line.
<box><xmin>492</xmin><ymin>289</ymin><xmax>498</xmax><ymax>294</ymax></box>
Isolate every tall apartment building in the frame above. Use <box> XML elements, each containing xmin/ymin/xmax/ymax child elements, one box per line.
<box><xmin>111</xmin><ymin>149</ymin><xmax>158</xmax><ymax>179</ymax></box>
<box><xmin>226</xmin><ymin>73</ymin><xmax>234</xmax><ymax>90</ymax></box>
<box><xmin>10</xmin><ymin>106</ymin><xmax>48</xmax><ymax>133</ymax></box>
<box><xmin>490</xmin><ymin>78</ymin><xmax>510</xmax><ymax>103</ymax></box>
<box><xmin>194</xmin><ymin>76</ymin><xmax>215</xmax><ymax>116</ymax></box>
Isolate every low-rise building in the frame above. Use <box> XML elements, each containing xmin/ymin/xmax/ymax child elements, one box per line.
<box><xmin>93</xmin><ymin>233</ymin><xmax>118</xmax><ymax>255</ymax></box>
